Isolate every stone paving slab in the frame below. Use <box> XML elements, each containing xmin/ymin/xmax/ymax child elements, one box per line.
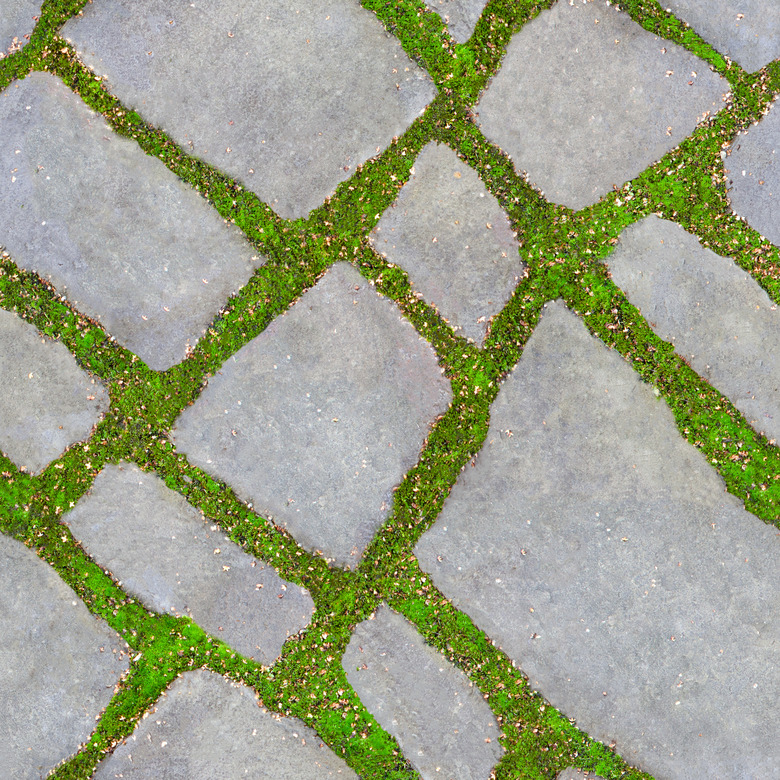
<box><xmin>62</xmin><ymin>0</ymin><xmax>436</xmax><ymax>220</ymax></box>
<box><xmin>0</xmin><ymin>72</ymin><xmax>263</xmax><ymax>371</ymax></box>
<box><xmin>64</xmin><ymin>462</ymin><xmax>315</xmax><ymax>665</ymax></box>
<box><xmin>94</xmin><ymin>668</ymin><xmax>359</xmax><ymax>778</ymax></box>
<box><xmin>475</xmin><ymin>0</ymin><xmax>728</xmax><ymax>210</ymax></box>
<box><xmin>415</xmin><ymin>300</ymin><xmax>780</xmax><ymax>779</ymax></box>
<box><xmin>556</xmin><ymin>770</ymin><xmax>608</xmax><ymax>780</ymax></box>
<box><xmin>1</xmin><ymin>536</ymin><xmax>129</xmax><ymax>779</ymax></box>
<box><xmin>423</xmin><ymin>0</ymin><xmax>486</xmax><ymax>43</ymax></box>
<box><xmin>0</xmin><ymin>307</ymin><xmax>108</xmax><ymax>474</ymax></box>
<box><xmin>343</xmin><ymin>603</ymin><xmax>504</xmax><ymax>780</ymax></box>
<box><xmin>0</xmin><ymin>0</ymin><xmax>40</xmax><ymax>57</ymax></box>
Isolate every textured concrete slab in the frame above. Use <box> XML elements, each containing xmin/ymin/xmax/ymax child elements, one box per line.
<box><xmin>727</xmin><ymin>97</ymin><xmax>780</xmax><ymax>247</ymax></box>
<box><xmin>94</xmin><ymin>669</ymin><xmax>358</xmax><ymax>779</ymax></box>
<box><xmin>0</xmin><ymin>73</ymin><xmax>263</xmax><ymax>371</ymax></box>
<box><xmin>64</xmin><ymin>462</ymin><xmax>314</xmax><ymax>665</ymax></box>
<box><xmin>343</xmin><ymin>603</ymin><xmax>504</xmax><ymax>780</ymax></box>
<box><xmin>556</xmin><ymin>770</ymin><xmax>608</xmax><ymax>780</ymax></box>
<box><xmin>0</xmin><ymin>537</ymin><xmax>129</xmax><ymax>779</ymax></box>
<box><xmin>415</xmin><ymin>301</ymin><xmax>779</xmax><ymax>779</ymax></box>
<box><xmin>62</xmin><ymin>0</ymin><xmax>435</xmax><ymax>220</ymax></box>
<box><xmin>424</xmin><ymin>0</ymin><xmax>487</xmax><ymax>43</ymax></box>
<box><xmin>475</xmin><ymin>0</ymin><xmax>728</xmax><ymax>210</ymax></box>
<box><xmin>370</xmin><ymin>142</ymin><xmax>522</xmax><ymax>345</ymax></box>
<box><xmin>172</xmin><ymin>262</ymin><xmax>451</xmax><ymax>567</ymax></box>
<box><xmin>665</xmin><ymin>1</ymin><xmax>780</xmax><ymax>73</ymax></box>
<box><xmin>0</xmin><ymin>0</ymin><xmax>40</xmax><ymax>56</ymax></box>
<box><xmin>605</xmin><ymin>215</ymin><xmax>780</xmax><ymax>442</ymax></box>
<box><xmin>0</xmin><ymin>308</ymin><xmax>108</xmax><ymax>474</ymax></box>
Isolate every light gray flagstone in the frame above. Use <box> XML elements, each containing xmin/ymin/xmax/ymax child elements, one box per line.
<box><xmin>423</xmin><ymin>0</ymin><xmax>487</xmax><ymax>43</ymax></box>
<box><xmin>0</xmin><ymin>0</ymin><xmax>40</xmax><ymax>57</ymax></box>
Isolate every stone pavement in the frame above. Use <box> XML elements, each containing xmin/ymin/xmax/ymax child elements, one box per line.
<box><xmin>0</xmin><ymin>1</ymin><xmax>778</xmax><ymax>779</ymax></box>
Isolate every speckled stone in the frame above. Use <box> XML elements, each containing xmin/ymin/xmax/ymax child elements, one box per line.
<box><xmin>0</xmin><ymin>308</ymin><xmax>108</xmax><ymax>474</ymax></box>
<box><xmin>556</xmin><ymin>770</ymin><xmax>609</xmax><ymax>780</ymax></box>
<box><xmin>62</xmin><ymin>0</ymin><xmax>435</xmax><ymax>220</ymax></box>
<box><xmin>0</xmin><ymin>0</ymin><xmax>40</xmax><ymax>56</ymax></box>
<box><xmin>370</xmin><ymin>142</ymin><xmax>523</xmax><ymax>345</ymax></box>
<box><xmin>475</xmin><ymin>0</ymin><xmax>728</xmax><ymax>209</ymax></box>
<box><xmin>64</xmin><ymin>462</ymin><xmax>315</xmax><ymax>665</ymax></box>
<box><xmin>423</xmin><ymin>0</ymin><xmax>487</xmax><ymax>43</ymax></box>
<box><xmin>415</xmin><ymin>300</ymin><xmax>779</xmax><ymax>779</ymax></box>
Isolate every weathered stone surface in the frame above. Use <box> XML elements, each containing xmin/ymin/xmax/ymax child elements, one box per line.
<box><xmin>64</xmin><ymin>462</ymin><xmax>314</xmax><ymax>665</ymax></box>
<box><xmin>475</xmin><ymin>0</ymin><xmax>727</xmax><ymax>210</ymax></box>
<box><xmin>556</xmin><ymin>770</ymin><xmax>608</xmax><ymax>780</ymax></box>
<box><xmin>0</xmin><ymin>308</ymin><xmax>108</xmax><ymax>474</ymax></box>
<box><xmin>665</xmin><ymin>0</ymin><xmax>780</xmax><ymax>73</ymax></box>
<box><xmin>370</xmin><ymin>142</ymin><xmax>522</xmax><ymax>345</ymax></box>
<box><xmin>343</xmin><ymin>603</ymin><xmax>504</xmax><ymax>780</ymax></box>
<box><xmin>173</xmin><ymin>262</ymin><xmax>451</xmax><ymax>567</ymax></box>
<box><xmin>423</xmin><ymin>0</ymin><xmax>487</xmax><ymax>43</ymax></box>
<box><xmin>62</xmin><ymin>0</ymin><xmax>435</xmax><ymax>220</ymax></box>
<box><xmin>415</xmin><ymin>301</ymin><xmax>779</xmax><ymax>779</ymax></box>
<box><xmin>0</xmin><ymin>0</ymin><xmax>40</xmax><ymax>56</ymax></box>
<box><xmin>94</xmin><ymin>669</ymin><xmax>358</xmax><ymax>779</ymax></box>
<box><xmin>0</xmin><ymin>73</ymin><xmax>263</xmax><ymax>371</ymax></box>
<box><xmin>0</xmin><ymin>536</ymin><xmax>129</xmax><ymax>778</ymax></box>
<box><xmin>605</xmin><ymin>215</ymin><xmax>780</xmax><ymax>442</ymax></box>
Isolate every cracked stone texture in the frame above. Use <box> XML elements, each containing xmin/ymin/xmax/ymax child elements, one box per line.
<box><xmin>665</xmin><ymin>1</ymin><xmax>780</xmax><ymax>73</ymax></box>
<box><xmin>726</xmin><ymin>97</ymin><xmax>780</xmax><ymax>248</ymax></box>
<box><xmin>62</xmin><ymin>0</ymin><xmax>435</xmax><ymax>220</ymax></box>
<box><xmin>0</xmin><ymin>72</ymin><xmax>263</xmax><ymax>371</ymax></box>
<box><xmin>0</xmin><ymin>308</ymin><xmax>108</xmax><ymax>474</ymax></box>
<box><xmin>370</xmin><ymin>141</ymin><xmax>522</xmax><ymax>345</ymax></box>
<box><xmin>173</xmin><ymin>262</ymin><xmax>452</xmax><ymax>567</ymax></box>
<box><xmin>343</xmin><ymin>603</ymin><xmax>504</xmax><ymax>780</ymax></box>
<box><xmin>423</xmin><ymin>0</ymin><xmax>487</xmax><ymax>43</ymax></box>
<box><xmin>475</xmin><ymin>0</ymin><xmax>728</xmax><ymax>210</ymax></box>
<box><xmin>64</xmin><ymin>462</ymin><xmax>314</xmax><ymax>665</ymax></box>
<box><xmin>94</xmin><ymin>669</ymin><xmax>358</xmax><ymax>779</ymax></box>
<box><xmin>415</xmin><ymin>301</ymin><xmax>779</xmax><ymax>779</ymax></box>
<box><xmin>1</xmin><ymin>536</ymin><xmax>129</xmax><ymax>779</ymax></box>
<box><xmin>0</xmin><ymin>0</ymin><xmax>40</xmax><ymax>56</ymax></box>
<box><xmin>605</xmin><ymin>215</ymin><xmax>780</xmax><ymax>443</ymax></box>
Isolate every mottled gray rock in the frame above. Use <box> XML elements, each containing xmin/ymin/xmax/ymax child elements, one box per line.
<box><xmin>343</xmin><ymin>603</ymin><xmax>504</xmax><ymax>780</ymax></box>
<box><xmin>0</xmin><ymin>73</ymin><xmax>263</xmax><ymax>371</ymax></box>
<box><xmin>665</xmin><ymin>0</ymin><xmax>780</xmax><ymax>73</ymax></box>
<box><xmin>64</xmin><ymin>462</ymin><xmax>314</xmax><ymax>665</ymax></box>
<box><xmin>475</xmin><ymin>0</ymin><xmax>728</xmax><ymax>210</ymax></box>
<box><xmin>173</xmin><ymin>263</ymin><xmax>451</xmax><ymax>567</ymax></box>
<box><xmin>556</xmin><ymin>770</ymin><xmax>608</xmax><ymax>780</ymax></box>
<box><xmin>605</xmin><ymin>215</ymin><xmax>780</xmax><ymax>442</ymax></box>
<box><xmin>370</xmin><ymin>142</ymin><xmax>522</xmax><ymax>344</ymax></box>
<box><xmin>423</xmin><ymin>0</ymin><xmax>487</xmax><ymax>43</ymax></box>
<box><xmin>0</xmin><ymin>0</ymin><xmax>40</xmax><ymax>56</ymax></box>
<box><xmin>94</xmin><ymin>669</ymin><xmax>358</xmax><ymax>779</ymax></box>
<box><xmin>415</xmin><ymin>301</ymin><xmax>779</xmax><ymax>779</ymax></box>
<box><xmin>62</xmin><ymin>0</ymin><xmax>435</xmax><ymax>220</ymax></box>
<box><xmin>0</xmin><ymin>537</ymin><xmax>129</xmax><ymax>779</ymax></box>
<box><xmin>0</xmin><ymin>308</ymin><xmax>108</xmax><ymax>474</ymax></box>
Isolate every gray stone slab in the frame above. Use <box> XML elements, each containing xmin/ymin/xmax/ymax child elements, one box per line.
<box><xmin>0</xmin><ymin>536</ymin><xmax>129</xmax><ymax>779</ymax></box>
<box><xmin>172</xmin><ymin>262</ymin><xmax>452</xmax><ymax>568</ymax></box>
<box><xmin>343</xmin><ymin>603</ymin><xmax>504</xmax><ymax>780</ymax></box>
<box><xmin>665</xmin><ymin>1</ymin><xmax>780</xmax><ymax>73</ymax></box>
<box><xmin>726</xmin><ymin>96</ymin><xmax>780</xmax><ymax>248</ymax></box>
<box><xmin>415</xmin><ymin>301</ymin><xmax>779</xmax><ymax>779</ymax></box>
<box><xmin>64</xmin><ymin>462</ymin><xmax>314</xmax><ymax>665</ymax></box>
<box><xmin>605</xmin><ymin>215</ymin><xmax>780</xmax><ymax>443</ymax></box>
<box><xmin>475</xmin><ymin>0</ymin><xmax>728</xmax><ymax>210</ymax></box>
<box><xmin>0</xmin><ymin>308</ymin><xmax>109</xmax><ymax>474</ymax></box>
<box><xmin>94</xmin><ymin>668</ymin><xmax>358</xmax><ymax>779</ymax></box>
<box><xmin>370</xmin><ymin>142</ymin><xmax>523</xmax><ymax>345</ymax></box>
<box><xmin>0</xmin><ymin>72</ymin><xmax>263</xmax><ymax>371</ymax></box>
<box><xmin>556</xmin><ymin>771</ymin><xmax>608</xmax><ymax>780</ymax></box>
<box><xmin>0</xmin><ymin>0</ymin><xmax>40</xmax><ymax>57</ymax></box>
<box><xmin>424</xmin><ymin>0</ymin><xmax>487</xmax><ymax>43</ymax></box>
<box><xmin>61</xmin><ymin>0</ymin><xmax>436</xmax><ymax>220</ymax></box>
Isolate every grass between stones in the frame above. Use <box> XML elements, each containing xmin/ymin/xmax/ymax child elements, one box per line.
<box><xmin>1</xmin><ymin>0</ymin><xmax>778</xmax><ymax>778</ymax></box>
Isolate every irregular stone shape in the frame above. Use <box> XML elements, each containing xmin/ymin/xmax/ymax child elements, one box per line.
<box><xmin>727</xmin><ymin>96</ymin><xmax>780</xmax><ymax>247</ymax></box>
<box><xmin>0</xmin><ymin>536</ymin><xmax>129</xmax><ymax>778</ymax></box>
<box><xmin>94</xmin><ymin>669</ymin><xmax>358</xmax><ymax>779</ymax></box>
<box><xmin>557</xmin><ymin>771</ymin><xmax>608</xmax><ymax>780</ymax></box>
<box><xmin>62</xmin><ymin>0</ymin><xmax>435</xmax><ymax>220</ymax></box>
<box><xmin>343</xmin><ymin>603</ymin><xmax>504</xmax><ymax>780</ymax></box>
<box><xmin>423</xmin><ymin>0</ymin><xmax>487</xmax><ymax>43</ymax></box>
<box><xmin>0</xmin><ymin>73</ymin><xmax>263</xmax><ymax>371</ymax></box>
<box><xmin>64</xmin><ymin>462</ymin><xmax>314</xmax><ymax>665</ymax></box>
<box><xmin>665</xmin><ymin>1</ymin><xmax>780</xmax><ymax>73</ymax></box>
<box><xmin>0</xmin><ymin>308</ymin><xmax>108</xmax><ymax>474</ymax></box>
<box><xmin>173</xmin><ymin>262</ymin><xmax>451</xmax><ymax>567</ymax></box>
<box><xmin>415</xmin><ymin>301</ymin><xmax>779</xmax><ymax>779</ymax></box>
<box><xmin>0</xmin><ymin>0</ymin><xmax>40</xmax><ymax>56</ymax></box>
<box><xmin>605</xmin><ymin>215</ymin><xmax>780</xmax><ymax>443</ymax></box>
<box><xmin>370</xmin><ymin>142</ymin><xmax>522</xmax><ymax>345</ymax></box>
<box><xmin>475</xmin><ymin>0</ymin><xmax>727</xmax><ymax>210</ymax></box>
